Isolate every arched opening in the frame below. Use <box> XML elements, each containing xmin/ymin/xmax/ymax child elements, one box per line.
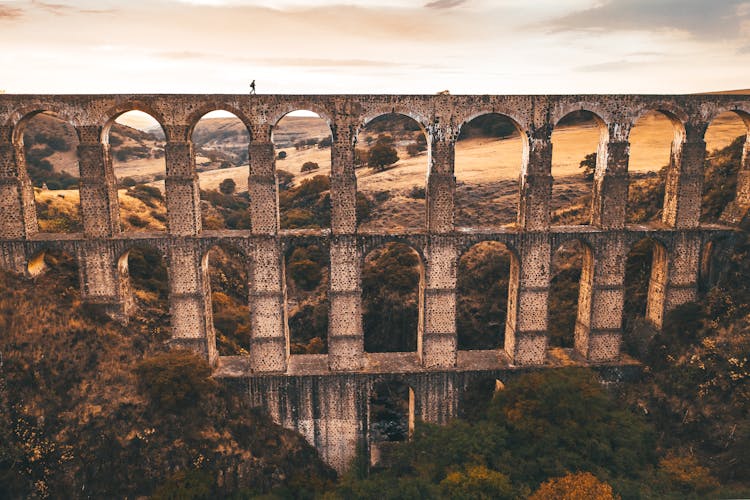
<box><xmin>455</xmin><ymin>114</ymin><xmax>524</xmax><ymax>227</ymax></box>
<box><xmin>355</xmin><ymin>114</ymin><xmax>427</xmax><ymax>232</ymax></box>
<box><xmin>550</xmin><ymin>110</ymin><xmax>603</xmax><ymax>225</ymax></box>
<box><xmin>362</xmin><ymin>242</ymin><xmax>424</xmax><ymax>353</ymax></box>
<box><xmin>460</xmin><ymin>377</ymin><xmax>504</xmax><ymax>422</ymax></box>
<box><xmin>456</xmin><ymin>241</ymin><xmax>514</xmax><ymax>350</ymax></box>
<box><xmin>627</xmin><ymin>110</ymin><xmax>682</xmax><ymax>223</ymax></box>
<box><xmin>106</xmin><ymin>111</ymin><xmax>167</xmax><ymax>232</ymax></box>
<box><xmin>548</xmin><ymin>239</ymin><xmax>591</xmax><ymax>348</ymax></box>
<box><xmin>273</xmin><ymin>111</ymin><xmax>332</xmax><ymax>230</ymax></box>
<box><xmin>622</xmin><ymin>238</ymin><xmax>668</xmax><ymax>357</ymax></box>
<box><xmin>191</xmin><ymin>111</ymin><xmax>252</xmax><ymax>230</ymax></box>
<box><xmin>27</xmin><ymin>248</ymin><xmax>79</xmax><ymax>288</ymax></box>
<box><xmin>204</xmin><ymin>243</ymin><xmax>250</xmax><ymax>355</ymax></box>
<box><xmin>118</xmin><ymin>245</ymin><xmax>170</xmax><ymax>339</ymax></box>
<box><xmin>701</xmin><ymin>111</ymin><xmax>749</xmax><ymax>222</ymax></box>
<box><xmin>285</xmin><ymin>241</ymin><xmax>329</xmax><ymax>354</ymax></box>
<box><xmin>18</xmin><ymin>112</ymin><xmax>81</xmax><ymax>233</ymax></box>
<box><xmin>369</xmin><ymin>379</ymin><xmax>415</xmax><ymax>466</ymax></box>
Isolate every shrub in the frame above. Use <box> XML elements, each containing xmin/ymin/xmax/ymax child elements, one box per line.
<box><xmin>277</xmin><ymin>150</ymin><xmax>287</xmax><ymax>160</ymax></box>
<box><xmin>530</xmin><ymin>472</ymin><xmax>619</xmax><ymax>500</ymax></box>
<box><xmin>120</xmin><ymin>176</ymin><xmax>137</xmax><ymax>188</ymax></box>
<box><xmin>219</xmin><ymin>178</ymin><xmax>236</xmax><ymax>195</ymax></box>
<box><xmin>135</xmin><ymin>350</ymin><xmax>216</xmax><ymax>412</ymax></box>
<box><xmin>288</xmin><ymin>259</ymin><xmax>323</xmax><ymax>291</ymax></box>
<box><xmin>301</xmin><ymin>161</ymin><xmax>320</xmax><ymax>172</ymax></box>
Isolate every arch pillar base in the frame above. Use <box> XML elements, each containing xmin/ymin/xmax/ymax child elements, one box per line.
<box><xmin>504</xmin><ymin>233</ymin><xmax>550</xmax><ymax>365</ymax></box>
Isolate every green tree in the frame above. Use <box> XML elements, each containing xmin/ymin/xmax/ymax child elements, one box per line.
<box><xmin>368</xmin><ymin>140</ymin><xmax>399</xmax><ymax>171</ymax></box>
<box><xmin>580</xmin><ymin>152</ymin><xmax>597</xmax><ymax>180</ymax></box>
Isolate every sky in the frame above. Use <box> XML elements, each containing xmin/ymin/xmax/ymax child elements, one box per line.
<box><xmin>0</xmin><ymin>0</ymin><xmax>749</xmax><ymax>95</ymax></box>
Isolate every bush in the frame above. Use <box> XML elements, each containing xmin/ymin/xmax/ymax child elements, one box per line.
<box><xmin>288</xmin><ymin>259</ymin><xmax>323</xmax><ymax>291</ymax></box>
<box><xmin>368</xmin><ymin>142</ymin><xmax>399</xmax><ymax>171</ymax></box>
<box><xmin>301</xmin><ymin>161</ymin><xmax>320</xmax><ymax>172</ymax></box>
<box><xmin>277</xmin><ymin>150</ymin><xmax>287</xmax><ymax>160</ymax></box>
<box><xmin>135</xmin><ymin>350</ymin><xmax>217</xmax><ymax>412</ymax></box>
<box><xmin>219</xmin><ymin>178</ymin><xmax>236</xmax><ymax>195</ymax></box>
<box><xmin>530</xmin><ymin>472</ymin><xmax>619</xmax><ymax>500</ymax></box>
<box><xmin>120</xmin><ymin>176</ymin><xmax>137</xmax><ymax>188</ymax></box>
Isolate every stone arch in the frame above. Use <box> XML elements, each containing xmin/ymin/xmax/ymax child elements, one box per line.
<box><xmin>701</xmin><ymin>109</ymin><xmax>750</xmax><ymax>222</ymax></box>
<box><xmin>12</xmin><ymin>110</ymin><xmax>83</xmax><ymax>234</ymax></box>
<box><xmin>355</xmin><ymin>112</ymin><xmax>429</xmax><ymax>231</ymax></box>
<box><xmin>201</xmin><ymin>242</ymin><xmax>251</xmax><ymax>356</ymax></box>
<box><xmin>362</xmin><ymin>241</ymin><xmax>425</xmax><ymax>353</ymax></box>
<box><xmin>116</xmin><ymin>243</ymin><xmax>170</xmax><ymax>326</ymax></box>
<box><xmin>11</xmin><ymin>108</ymin><xmax>82</xmax><ymax>145</ymax></box>
<box><xmin>624</xmin><ymin>236</ymin><xmax>669</xmax><ymax>328</ymax></box>
<box><xmin>456</xmin><ymin>240</ymin><xmax>519</xmax><ymax>350</ymax></box>
<box><xmin>25</xmin><ymin>243</ymin><xmax>75</xmax><ymax>278</ymax></box>
<box><xmin>283</xmin><ymin>238</ymin><xmax>330</xmax><ymax>355</ymax></box>
<box><xmin>454</xmin><ymin>112</ymin><xmax>528</xmax><ymax>227</ymax></box>
<box><xmin>369</xmin><ymin>377</ymin><xmax>416</xmax><ymax>465</ymax></box>
<box><xmin>267</xmin><ymin>101</ymin><xmax>335</xmax><ymax>134</ymax></box>
<box><xmin>101</xmin><ymin>102</ymin><xmax>169</xmax><ymax>144</ymax></box>
<box><xmin>185</xmin><ymin>105</ymin><xmax>254</xmax><ymax>143</ymax></box>
<box><xmin>357</xmin><ymin>109</ymin><xmax>429</xmax><ymax>139</ymax></box>
<box><xmin>551</xmin><ymin>101</ymin><xmax>613</xmax><ymax>131</ymax></box>
<box><xmin>548</xmin><ymin>237</ymin><xmax>595</xmax><ymax>348</ymax></box>
<box><xmin>550</xmin><ymin>110</ymin><xmax>608</xmax><ymax>225</ymax></box>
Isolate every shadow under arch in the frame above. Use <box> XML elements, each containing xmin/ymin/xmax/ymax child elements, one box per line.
<box><xmin>362</xmin><ymin>241</ymin><xmax>425</xmax><ymax>353</ymax></box>
<box><xmin>624</xmin><ymin>236</ymin><xmax>669</xmax><ymax>329</ymax></box>
<box><xmin>626</xmin><ymin>109</ymin><xmax>687</xmax><ymax>225</ymax></box>
<box><xmin>702</xmin><ymin>109</ymin><xmax>750</xmax><ymax>222</ymax></box>
<box><xmin>284</xmin><ymin>239</ymin><xmax>330</xmax><ymax>354</ymax></box>
<box><xmin>201</xmin><ymin>242</ymin><xmax>250</xmax><ymax>355</ymax></box>
<box><xmin>369</xmin><ymin>377</ymin><xmax>415</xmax><ymax>466</ymax></box>
<box><xmin>117</xmin><ymin>243</ymin><xmax>170</xmax><ymax>337</ymax></box>
<box><xmin>455</xmin><ymin>113</ymin><xmax>527</xmax><ymax>228</ymax></box>
<box><xmin>456</xmin><ymin>240</ymin><xmax>519</xmax><ymax>350</ymax></box>
<box><xmin>548</xmin><ymin>237</ymin><xmax>595</xmax><ymax>348</ymax></box>
<box><xmin>550</xmin><ymin>110</ymin><xmax>608</xmax><ymax>225</ymax></box>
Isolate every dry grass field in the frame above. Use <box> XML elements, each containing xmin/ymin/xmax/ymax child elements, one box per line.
<box><xmin>32</xmin><ymin>111</ymin><xmax>746</xmax><ymax>232</ymax></box>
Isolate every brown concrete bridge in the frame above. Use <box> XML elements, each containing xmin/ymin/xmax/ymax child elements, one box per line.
<box><xmin>1</xmin><ymin>93</ymin><xmax>748</xmax><ymax>470</ymax></box>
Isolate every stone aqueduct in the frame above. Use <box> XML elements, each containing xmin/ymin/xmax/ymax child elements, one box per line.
<box><xmin>1</xmin><ymin>93</ymin><xmax>749</xmax><ymax>470</ymax></box>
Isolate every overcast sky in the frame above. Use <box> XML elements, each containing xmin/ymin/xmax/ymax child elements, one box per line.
<box><xmin>0</xmin><ymin>0</ymin><xmax>748</xmax><ymax>94</ymax></box>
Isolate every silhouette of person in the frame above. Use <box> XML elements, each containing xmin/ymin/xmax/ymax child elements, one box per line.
<box><xmin>250</xmin><ymin>80</ymin><xmax>256</xmax><ymax>95</ymax></box>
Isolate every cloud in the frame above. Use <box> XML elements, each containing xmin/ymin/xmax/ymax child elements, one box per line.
<box><xmin>0</xmin><ymin>5</ymin><xmax>23</xmax><ymax>19</ymax></box>
<box><xmin>544</xmin><ymin>0</ymin><xmax>748</xmax><ymax>40</ymax></box>
<box><xmin>157</xmin><ymin>51</ymin><xmax>411</xmax><ymax>68</ymax></box>
<box><xmin>424</xmin><ymin>0</ymin><xmax>467</xmax><ymax>8</ymax></box>
<box><xmin>575</xmin><ymin>59</ymin><xmax>652</xmax><ymax>72</ymax></box>
<box><xmin>30</xmin><ymin>0</ymin><xmax>115</xmax><ymax>16</ymax></box>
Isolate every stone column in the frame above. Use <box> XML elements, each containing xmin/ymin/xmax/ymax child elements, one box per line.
<box><xmin>165</xmin><ymin>138</ymin><xmax>202</xmax><ymax>236</ymax></box>
<box><xmin>168</xmin><ymin>240</ymin><xmax>217</xmax><ymax>364</ymax></box>
<box><xmin>77</xmin><ymin>239</ymin><xmax>133</xmax><ymax>322</ymax></box>
<box><xmin>591</xmin><ymin>124</ymin><xmax>629</xmax><ymax>229</ymax></box>
<box><xmin>517</xmin><ymin>135</ymin><xmax>552</xmax><ymax>231</ymax></box>
<box><xmin>0</xmin><ymin>128</ymin><xmax>37</xmax><ymax>240</ymax></box>
<box><xmin>0</xmin><ymin>128</ymin><xmax>36</xmax><ymax>273</ymax></box>
<box><xmin>662</xmin><ymin>232</ymin><xmax>701</xmax><ymax>318</ymax></box>
<box><xmin>504</xmin><ymin>232</ymin><xmax>550</xmax><ymax>365</ymax></box>
<box><xmin>328</xmin><ymin>123</ymin><xmax>364</xmax><ymax>370</ymax></box>
<box><xmin>506</xmin><ymin>130</ymin><xmax>552</xmax><ymax>365</ymax></box>
<box><xmin>426</xmin><ymin>129</ymin><xmax>455</xmax><ymax>233</ymax></box>
<box><xmin>248</xmin><ymin>125</ymin><xmax>287</xmax><ymax>372</ymax></box>
<box><xmin>77</xmin><ymin>125</ymin><xmax>121</xmax><ymax>237</ymax></box>
<box><xmin>662</xmin><ymin>126</ymin><xmax>707</xmax><ymax>229</ymax></box>
<box><xmin>574</xmin><ymin>236</ymin><xmax>626</xmax><ymax>361</ymax></box>
<box><xmin>422</xmin><ymin>127</ymin><xmax>457</xmax><ymax>367</ymax></box>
